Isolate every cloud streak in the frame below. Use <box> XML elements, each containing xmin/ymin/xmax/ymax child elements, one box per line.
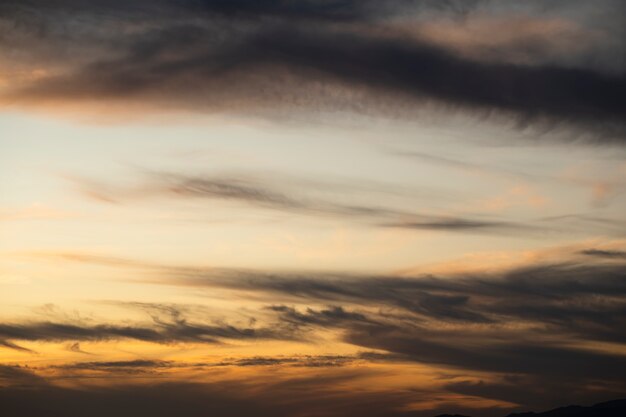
<box><xmin>69</xmin><ymin>171</ymin><xmax>534</xmax><ymax>234</ymax></box>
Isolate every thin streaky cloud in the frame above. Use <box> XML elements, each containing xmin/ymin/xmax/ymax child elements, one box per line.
<box><xmin>67</xmin><ymin>171</ymin><xmax>538</xmax><ymax>234</ymax></box>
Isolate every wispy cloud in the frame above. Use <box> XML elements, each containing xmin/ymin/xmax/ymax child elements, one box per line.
<box><xmin>67</xmin><ymin>170</ymin><xmax>535</xmax><ymax>234</ymax></box>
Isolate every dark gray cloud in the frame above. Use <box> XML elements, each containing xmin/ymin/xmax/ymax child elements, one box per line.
<box><xmin>267</xmin><ymin>305</ymin><xmax>376</xmax><ymax>327</ymax></box>
<box><xmin>581</xmin><ymin>249</ymin><xmax>626</xmax><ymax>259</ymax></box>
<box><xmin>165</xmin><ymin>261</ymin><xmax>626</xmax><ymax>338</ymax></box>
<box><xmin>343</xmin><ymin>322</ymin><xmax>626</xmax><ymax>381</ymax></box>
<box><xmin>56</xmin><ymin>354</ymin><xmax>376</xmax><ymax>371</ymax></box>
<box><xmin>216</xmin><ymin>354</ymin><xmax>361</xmax><ymax>368</ymax></box>
<box><xmin>265</xmin><ymin>302</ymin><xmax>626</xmax><ymax>384</ymax></box>
<box><xmin>1</xmin><ymin>1</ymin><xmax>624</xmax><ymax>140</ymax></box>
<box><xmin>61</xmin><ymin>359</ymin><xmax>172</xmax><ymax>369</ymax></box>
<box><xmin>381</xmin><ymin>219</ymin><xmax>524</xmax><ymax>232</ymax></box>
<box><xmin>0</xmin><ymin>339</ymin><xmax>33</xmax><ymax>353</ymax></box>
<box><xmin>159</xmin><ymin>259</ymin><xmax>626</xmax><ymax>397</ymax></box>
<box><xmin>66</xmin><ymin>341</ymin><xmax>92</xmax><ymax>354</ymax></box>
<box><xmin>0</xmin><ymin>307</ymin><xmax>291</xmax><ymax>352</ymax></box>
<box><xmin>57</xmin><ymin>360</ymin><xmax>174</xmax><ymax>375</ymax></box>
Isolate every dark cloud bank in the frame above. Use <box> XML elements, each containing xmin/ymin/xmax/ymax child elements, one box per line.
<box><xmin>1</xmin><ymin>0</ymin><xmax>625</xmax><ymax>140</ymax></box>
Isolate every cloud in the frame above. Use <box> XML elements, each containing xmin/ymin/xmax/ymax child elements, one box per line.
<box><xmin>267</xmin><ymin>305</ymin><xmax>376</xmax><ymax>327</ymax></box>
<box><xmin>28</xmin><ymin>248</ymin><xmax>626</xmax><ymax>346</ymax></box>
<box><xmin>580</xmin><ymin>248</ymin><xmax>626</xmax><ymax>259</ymax></box>
<box><xmin>343</xmin><ymin>322</ymin><xmax>626</xmax><ymax>381</ymax></box>
<box><xmin>23</xmin><ymin>248</ymin><xmax>626</xmax><ymax>348</ymax></box>
<box><xmin>55</xmin><ymin>353</ymin><xmax>383</xmax><ymax>372</ymax></box>
<box><xmin>58</xmin><ymin>359</ymin><xmax>174</xmax><ymax>374</ymax></box>
<box><xmin>68</xmin><ymin>171</ymin><xmax>532</xmax><ymax>234</ymax></box>
<box><xmin>3</xmin><ymin>251</ymin><xmax>626</xmax><ymax>407</ymax></box>
<box><xmin>66</xmin><ymin>341</ymin><xmax>92</xmax><ymax>355</ymax></box>
<box><xmin>10</xmin><ymin>248</ymin><xmax>626</xmax><ymax>407</ymax></box>
<box><xmin>0</xmin><ymin>376</ymin><xmax>440</xmax><ymax>417</ymax></box>
<box><xmin>154</xmin><ymin>260</ymin><xmax>626</xmax><ymax>393</ymax></box>
<box><xmin>445</xmin><ymin>377</ymin><xmax>626</xmax><ymax>411</ymax></box>
<box><xmin>0</xmin><ymin>365</ymin><xmax>47</xmax><ymax>387</ymax></box>
<box><xmin>381</xmin><ymin>218</ymin><xmax>524</xmax><ymax>232</ymax></box>
<box><xmin>0</xmin><ymin>362</ymin><xmax>623</xmax><ymax>417</ymax></box>
<box><xmin>0</xmin><ymin>306</ymin><xmax>291</xmax><ymax>352</ymax></box>
<box><xmin>0</xmin><ymin>339</ymin><xmax>34</xmax><ymax>353</ymax></box>
<box><xmin>160</xmin><ymin>261</ymin><xmax>626</xmax><ymax>334</ymax></box>
<box><xmin>1</xmin><ymin>1</ymin><xmax>624</xmax><ymax>139</ymax></box>
<box><xmin>221</xmin><ymin>355</ymin><xmax>356</xmax><ymax>368</ymax></box>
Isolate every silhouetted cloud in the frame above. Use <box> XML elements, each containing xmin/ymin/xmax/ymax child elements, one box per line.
<box><xmin>1</xmin><ymin>0</ymin><xmax>624</xmax><ymax>139</ymax></box>
<box><xmin>58</xmin><ymin>360</ymin><xmax>174</xmax><ymax>374</ymax></box>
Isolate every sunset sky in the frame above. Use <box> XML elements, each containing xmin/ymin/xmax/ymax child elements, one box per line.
<box><xmin>1</xmin><ymin>1</ymin><xmax>626</xmax><ymax>416</ymax></box>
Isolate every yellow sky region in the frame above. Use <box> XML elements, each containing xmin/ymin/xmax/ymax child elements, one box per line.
<box><xmin>0</xmin><ymin>330</ymin><xmax>365</xmax><ymax>365</ymax></box>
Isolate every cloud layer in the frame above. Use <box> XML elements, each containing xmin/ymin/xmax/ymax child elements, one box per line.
<box><xmin>3</xmin><ymin>249</ymin><xmax>625</xmax><ymax>408</ymax></box>
<box><xmin>1</xmin><ymin>0</ymin><xmax>624</xmax><ymax>139</ymax></box>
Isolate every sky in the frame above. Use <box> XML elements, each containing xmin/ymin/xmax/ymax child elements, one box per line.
<box><xmin>1</xmin><ymin>1</ymin><xmax>626</xmax><ymax>416</ymax></box>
